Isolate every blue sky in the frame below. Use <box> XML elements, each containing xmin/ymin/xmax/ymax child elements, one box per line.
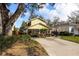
<box><xmin>8</xmin><ymin>3</ymin><xmax>79</xmax><ymax>28</ymax></box>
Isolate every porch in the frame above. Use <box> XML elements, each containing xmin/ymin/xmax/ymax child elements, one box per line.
<box><xmin>27</xmin><ymin>29</ymin><xmax>51</xmax><ymax>37</ymax></box>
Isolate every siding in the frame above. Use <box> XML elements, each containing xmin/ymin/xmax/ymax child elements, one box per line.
<box><xmin>28</xmin><ymin>24</ymin><xmax>48</xmax><ymax>29</ymax></box>
<box><xmin>31</xmin><ymin>18</ymin><xmax>47</xmax><ymax>26</ymax></box>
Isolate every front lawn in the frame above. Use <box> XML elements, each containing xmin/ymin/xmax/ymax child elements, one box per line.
<box><xmin>60</xmin><ymin>36</ymin><xmax>79</xmax><ymax>43</ymax></box>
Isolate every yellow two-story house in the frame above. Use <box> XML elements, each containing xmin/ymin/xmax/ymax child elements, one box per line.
<box><xmin>27</xmin><ymin>17</ymin><xmax>49</xmax><ymax>37</ymax></box>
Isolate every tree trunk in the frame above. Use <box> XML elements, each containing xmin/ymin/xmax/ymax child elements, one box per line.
<box><xmin>5</xmin><ymin>25</ymin><xmax>13</xmax><ymax>36</ymax></box>
<box><xmin>0</xmin><ymin>3</ymin><xmax>9</xmax><ymax>35</ymax></box>
<box><xmin>2</xmin><ymin>25</ymin><xmax>12</xmax><ymax>36</ymax></box>
<box><xmin>0</xmin><ymin>3</ymin><xmax>25</xmax><ymax>36</ymax></box>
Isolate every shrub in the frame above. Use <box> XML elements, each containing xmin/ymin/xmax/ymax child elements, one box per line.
<box><xmin>40</xmin><ymin>29</ymin><xmax>47</xmax><ymax>33</ymax></box>
<box><xmin>0</xmin><ymin>35</ymin><xmax>18</xmax><ymax>52</ymax></box>
<box><xmin>59</xmin><ymin>32</ymin><xmax>73</xmax><ymax>36</ymax></box>
<box><xmin>0</xmin><ymin>34</ymin><xmax>31</xmax><ymax>53</ymax></box>
<box><xmin>18</xmin><ymin>34</ymin><xmax>31</xmax><ymax>42</ymax></box>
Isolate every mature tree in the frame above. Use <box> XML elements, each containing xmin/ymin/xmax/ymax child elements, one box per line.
<box><xmin>25</xmin><ymin>3</ymin><xmax>45</xmax><ymax>19</ymax></box>
<box><xmin>52</xmin><ymin>16</ymin><xmax>59</xmax><ymax>26</ymax></box>
<box><xmin>46</xmin><ymin>19</ymin><xmax>53</xmax><ymax>28</ymax></box>
<box><xmin>0</xmin><ymin>3</ymin><xmax>25</xmax><ymax>36</ymax></box>
<box><xmin>26</xmin><ymin>3</ymin><xmax>39</xmax><ymax>19</ymax></box>
<box><xmin>68</xmin><ymin>11</ymin><xmax>79</xmax><ymax>24</ymax></box>
<box><xmin>51</xmin><ymin>16</ymin><xmax>60</xmax><ymax>31</ymax></box>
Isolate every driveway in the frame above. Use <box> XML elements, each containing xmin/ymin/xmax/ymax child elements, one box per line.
<box><xmin>33</xmin><ymin>37</ymin><xmax>79</xmax><ymax>56</ymax></box>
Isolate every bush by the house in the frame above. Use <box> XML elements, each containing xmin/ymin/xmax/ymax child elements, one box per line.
<box><xmin>59</xmin><ymin>31</ymin><xmax>73</xmax><ymax>36</ymax></box>
<box><xmin>18</xmin><ymin>34</ymin><xmax>31</xmax><ymax>42</ymax></box>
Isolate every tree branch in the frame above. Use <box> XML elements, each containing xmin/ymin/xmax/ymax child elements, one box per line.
<box><xmin>6</xmin><ymin>3</ymin><xmax>25</xmax><ymax>27</ymax></box>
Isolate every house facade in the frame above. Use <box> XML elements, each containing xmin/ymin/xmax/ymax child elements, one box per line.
<box><xmin>27</xmin><ymin>17</ymin><xmax>50</xmax><ymax>37</ymax></box>
<box><xmin>69</xmin><ymin>21</ymin><xmax>79</xmax><ymax>35</ymax></box>
<box><xmin>52</xmin><ymin>21</ymin><xmax>79</xmax><ymax>35</ymax></box>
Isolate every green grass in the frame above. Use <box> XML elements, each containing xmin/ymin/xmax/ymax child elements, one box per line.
<box><xmin>60</xmin><ymin>36</ymin><xmax>79</xmax><ymax>43</ymax></box>
<box><xmin>0</xmin><ymin>34</ymin><xmax>31</xmax><ymax>52</ymax></box>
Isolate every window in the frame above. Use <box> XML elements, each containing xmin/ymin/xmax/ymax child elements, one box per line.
<box><xmin>71</xmin><ymin>28</ymin><xmax>74</xmax><ymax>33</ymax></box>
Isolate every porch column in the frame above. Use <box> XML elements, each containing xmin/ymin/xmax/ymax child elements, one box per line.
<box><xmin>38</xmin><ymin>29</ymin><xmax>40</xmax><ymax>37</ymax></box>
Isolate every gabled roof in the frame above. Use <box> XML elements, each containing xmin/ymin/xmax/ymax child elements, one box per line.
<box><xmin>29</xmin><ymin>17</ymin><xmax>47</xmax><ymax>23</ymax></box>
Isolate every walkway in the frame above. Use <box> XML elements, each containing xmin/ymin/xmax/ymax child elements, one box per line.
<box><xmin>34</xmin><ymin>37</ymin><xmax>79</xmax><ymax>56</ymax></box>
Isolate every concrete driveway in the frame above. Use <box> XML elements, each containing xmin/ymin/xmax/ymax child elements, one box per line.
<box><xmin>33</xmin><ymin>37</ymin><xmax>79</xmax><ymax>56</ymax></box>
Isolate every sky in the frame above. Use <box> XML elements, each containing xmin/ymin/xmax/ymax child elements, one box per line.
<box><xmin>8</xmin><ymin>3</ymin><xmax>79</xmax><ymax>28</ymax></box>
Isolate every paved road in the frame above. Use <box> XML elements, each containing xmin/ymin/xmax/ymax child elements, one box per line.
<box><xmin>33</xmin><ymin>37</ymin><xmax>79</xmax><ymax>56</ymax></box>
